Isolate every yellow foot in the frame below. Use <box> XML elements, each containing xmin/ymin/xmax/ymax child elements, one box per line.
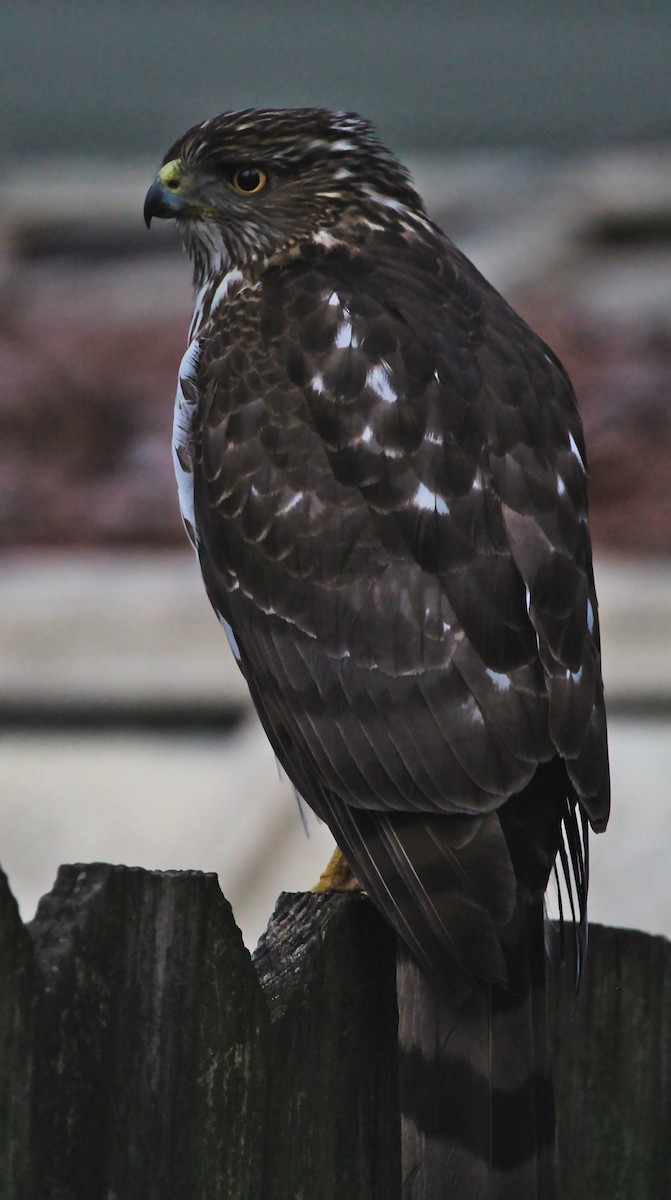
<box><xmin>311</xmin><ymin>847</ymin><xmax>362</xmax><ymax>893</ymax></box>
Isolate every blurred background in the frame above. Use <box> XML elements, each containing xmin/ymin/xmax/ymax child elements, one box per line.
<box><xmin>1</xmin><ymin>1</ymin><xmax>670</xmax><ymax>948</ymax></box>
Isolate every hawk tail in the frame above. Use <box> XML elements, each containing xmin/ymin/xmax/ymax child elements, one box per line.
<box><xmin>398</xmin><ymin>898</ymin><xmax>557</xmax><ymax>1200</ymax></box>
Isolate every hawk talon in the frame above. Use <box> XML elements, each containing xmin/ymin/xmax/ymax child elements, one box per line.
<box><xmin>311</xmin><ymin>848</ymin><xmax>363</xmax><ymax>894</ymax></box>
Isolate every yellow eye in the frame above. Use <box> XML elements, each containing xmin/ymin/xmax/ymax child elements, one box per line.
<box><xmin>230</xmin><ymin>167</ymin><xmax>267</xmax><ymax>195</ymax></box>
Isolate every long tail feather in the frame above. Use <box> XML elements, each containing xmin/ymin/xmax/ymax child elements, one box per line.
<box><xmin>398</xmin><ymin>900</ymin><xmax>557</xmax><ymax>1200</ymax></box>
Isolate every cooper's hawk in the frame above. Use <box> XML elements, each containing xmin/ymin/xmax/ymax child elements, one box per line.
<box><xmin>145</xmin><ymin>108</ymin><xmax>609</xmax><ymax>1198</ymax></box>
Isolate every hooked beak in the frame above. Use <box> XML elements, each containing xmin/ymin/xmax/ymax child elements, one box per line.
<box><xmin>144</xmin><ymin>159</ymin><xmax>192</xmax><ymax>228</ymax></box>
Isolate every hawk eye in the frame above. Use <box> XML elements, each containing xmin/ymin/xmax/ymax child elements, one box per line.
<box><xmin>230</xmin><ymin>167</ymin><xmax>267</xmax><ymax>195</ymax></box>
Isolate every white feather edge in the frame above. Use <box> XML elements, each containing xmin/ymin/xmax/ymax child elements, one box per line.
<box><xmin>172</xmin><ymin>337</ymin><xmax>201</xmax><ymax>550</ymax></box>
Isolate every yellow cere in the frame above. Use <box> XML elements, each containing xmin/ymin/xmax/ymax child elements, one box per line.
<box><xmin>158</xmin><ymin>159</ymin><xmax>182</xmax><ymax>189</ymax></box>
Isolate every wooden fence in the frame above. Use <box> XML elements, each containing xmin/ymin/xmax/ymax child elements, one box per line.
<box><xmin>1</xmin><ymin>862</ymin><xmax>669</xmax><ymax>1199</ymax></box>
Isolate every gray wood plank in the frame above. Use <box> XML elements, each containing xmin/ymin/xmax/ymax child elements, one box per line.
<box><xmin>549</xmin><ymin>923</ymin><xmax>671</xmax><ymax>1200</ymax></box>
<box><xmin>255</xmin><ymin>891</ymin><xmax>401</xmax><ymax>1200</ymax></box>
<box><xmin>0</xmin><ymin>871</ymin><xmax>35</xmax><ymax>1200</ymax></box>
<box><xmin>26</xmin><ymin>864</ymin><xmax>268</xmax><ymax>1200</ymax></box>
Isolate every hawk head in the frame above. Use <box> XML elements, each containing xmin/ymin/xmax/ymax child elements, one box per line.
<box><xmin>144</xmin><ymin>107</ymin><xmax>425</xmax><ymax>284</ymax></box>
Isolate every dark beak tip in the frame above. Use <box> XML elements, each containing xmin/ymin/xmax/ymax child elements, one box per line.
<box><xmin>143</xmin><ymin>179</ymin><xmax>161</xmax><ymax>229</ymax></box>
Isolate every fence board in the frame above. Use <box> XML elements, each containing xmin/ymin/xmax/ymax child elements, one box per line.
<box><xmin>549</xmin><ymin>923</ymin><xmax>671</xmax><ymax>1200</ymax></box>
<box><xmin>5</xmin><ymin>864</ymin><xmax>269</xmax><ymax>1200</ymax></box>
<box><xmin>255</xmin><ymin>891</ymin><xmax>400</xmax><ymax>1199</ymax></box>
<box><xmin>0</xmin><ymin>872</ymin><xmax>36</xmax><ymax>1200</ymax></box>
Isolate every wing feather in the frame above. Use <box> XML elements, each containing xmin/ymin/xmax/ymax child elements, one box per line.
<box><xmin>191</xmin><ymin>230</ymin><xmax>609</xmax><ymax>987</ymax></box>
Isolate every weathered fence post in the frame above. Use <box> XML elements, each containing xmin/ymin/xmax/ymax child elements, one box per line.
<box><xmin>0</xmin><ymin>871</ymin><xmax>36</xmax><ymax>1200</ymax></box>
<box><xmin>1</xmin><ymin>862</ymin><xmax>669</xmax><ymax>1199</ymax></box>
<box><xmin>255</xmin><ymin>890</ymin><xmax>400</xmax><ymax>1199</ymax></box>
<box><xmin>548</xmin><ymin>923</ymin><xmax>671</xmax><ymax>1200</ymax></box>
<box><xmin>1</xmin><ymin>864</ymin><xmax>269</xmax><ymax>1200</ymax></box>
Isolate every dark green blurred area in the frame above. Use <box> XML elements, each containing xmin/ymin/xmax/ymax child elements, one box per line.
<box><xmin>3</xmin><ymin>1</ymin><xmax>668</xmax><ymax>161</ymax></box>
